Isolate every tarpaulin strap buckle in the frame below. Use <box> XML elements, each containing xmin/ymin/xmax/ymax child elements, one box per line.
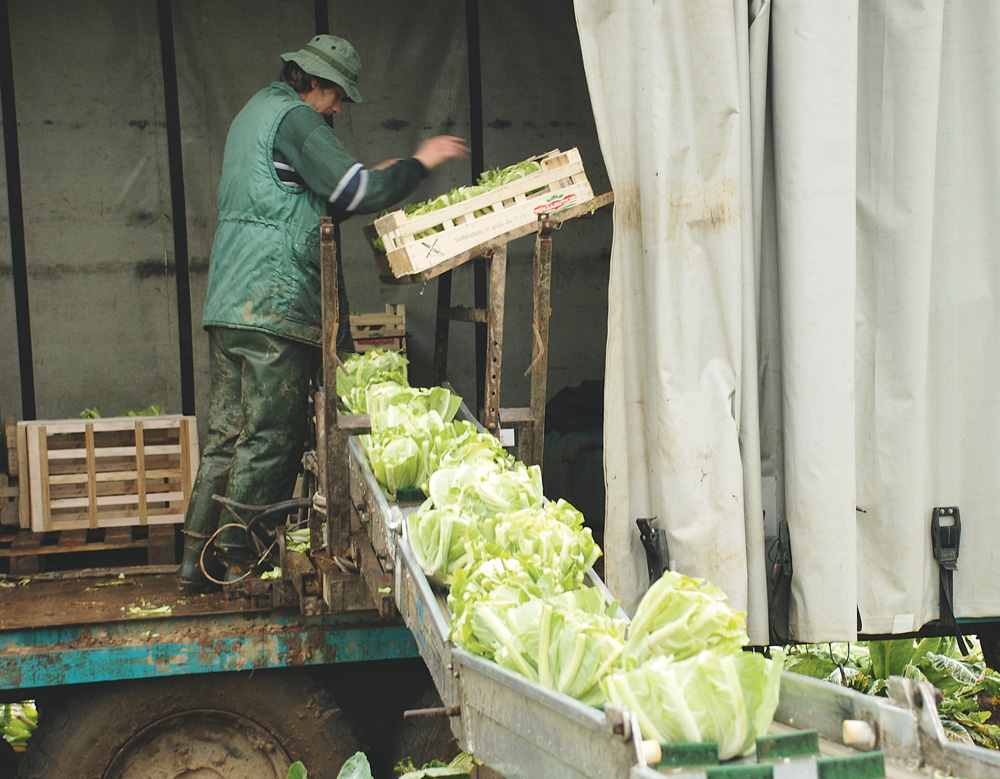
<box><xmin>636</xmin><ymin>518</ymin><xmax>669</xmax><ymax>586</ymax></box>
<box><xmin>931</xmin><ymin>506</ymin><xmax>968</xmax><ymax>655</ymax></box>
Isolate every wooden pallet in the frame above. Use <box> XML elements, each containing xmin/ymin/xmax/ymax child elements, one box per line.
<box><xmin>0</xmin><ymin>474</ymin><xmax>18</xmax><ymax>530</ymax></box>
<box><xmin>368</xmin><ymin>148</ymin><xmax>594</xmax><ymax>277</ymax></box>
<box><xmin>0</xmin><ymin>525</ymin><xmax>178</xmax><ymax>575</ymax></box>
<box><xmin>18</xmin><ymin>416</ymin><xmax>198</xmax><ymax>533</ymax></box>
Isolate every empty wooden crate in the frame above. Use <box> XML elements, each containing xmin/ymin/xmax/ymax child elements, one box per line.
<box><xmin>18</xmin><ymin>416</ymin><xmax>199</xmax><ymax>532</ymax></box>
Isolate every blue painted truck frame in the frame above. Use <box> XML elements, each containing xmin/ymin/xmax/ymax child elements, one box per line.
<box><xmin>0</xmin><ymin>610</ymin><xmax>417</xmax><ymax>692</ymax></box>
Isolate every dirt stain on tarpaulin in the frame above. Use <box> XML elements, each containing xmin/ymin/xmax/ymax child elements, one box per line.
<box><xmin>667</xmin><ymin>177</ymin><xmax>738</xmax><ymax>233</ymax></box>
<box><xmin>611</xmin><ymin>188</ymin><xmax>642</xmax><ymax>234</ymax></box>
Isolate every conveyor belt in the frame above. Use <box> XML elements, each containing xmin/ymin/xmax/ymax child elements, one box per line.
<box><xmin>348</xmin><ymin>438</ymin><xmax>1000</xmax><ymax>779</ymax></box>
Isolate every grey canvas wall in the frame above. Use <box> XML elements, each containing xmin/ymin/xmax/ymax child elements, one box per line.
<box><xmin>0</xmin><ymin>0</ymin><xmax>611</xmax><ymax>443</ymax></box>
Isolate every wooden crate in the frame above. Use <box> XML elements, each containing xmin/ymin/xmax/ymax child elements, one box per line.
<box><xmin>18</xmin><ymin>416</ymin><xmax>199</xmax><ymax>533</ymax></box>
<box><xmin>349</xmin><ymin>304</ymin><xmax>407</xmax><ymax>357</ymax></box>
<box><xmin>370</xmin><ymin>148</ymin><xmax>594</xmax><ymax>277</ymax></box>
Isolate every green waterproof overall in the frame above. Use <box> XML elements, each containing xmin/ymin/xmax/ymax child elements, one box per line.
<box><xmin>179</xmin><ymin>84</ymin><xmax>338</xmax><ymax>580</ymax></box>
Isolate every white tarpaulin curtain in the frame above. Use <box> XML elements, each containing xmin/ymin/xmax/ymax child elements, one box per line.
<box><xmin>576</xmin><ymin>0</ymin><xmax>1000</xmax><ymax>642</ymax></box>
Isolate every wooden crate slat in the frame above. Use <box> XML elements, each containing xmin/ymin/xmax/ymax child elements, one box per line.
<box><xmin>46</xmin><ymin>468</ymin><xmax>183</xmax><ymax>485</ymax></box>
<box><xmin>349</xmin><ymin>304</ymin><xmax>406</xmax><ymax>342</ymax></box>
<box><xmin>185</xmin><ymin>419</ymin><xmax>199</xmax><ymax>507</ymax></box>
<box><xmin>36</xmin><ymin>416</ymin><xmax>183</xmax><ymax>434</ymax></box>
<box><xmin>45</xmin><ymin>504</ymin><xmax>185</xmax><ymax>523</ymax></box>
<box><xmin>85</xmin><ymin>422</ymin><xmax>98</xmax><ymax>529</ymax></box>
<box><xmin>27</xmin><ymin>426</ymin><xmax>49</xmax><ymax>532</ymax></box>
<box><xmin>49</xmin><ymin>490</ymin><xmax>187</xmax><ymax>510</ymax></box>
<box><xmin>16</xmin><ymin>423</ymin><xmax>29</xmax><ymax>529</ymax></box>
<box><xmin>44</xmin><ymin>482</ymin><xmax>184</xmax><ymax>505</ymax></box>
<box><xmin>135</xmin><ymin>420</ymin><xmax>148</xmax><ymax>525</ymax></box>
<box><xmin>178</xmin><ymin>418</ymin><xmax>193</xmax><ymax>518</ymax></box>
<box><xmin>45</xmin><ymin>444</ymin><xmax>182</xmax><ymax>460</ymax></box>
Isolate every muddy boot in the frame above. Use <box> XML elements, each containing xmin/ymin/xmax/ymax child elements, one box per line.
<box><xmin>176</xmin><ymin>531</ymin><xmax>222</xmax><ymax>591</ymax></box>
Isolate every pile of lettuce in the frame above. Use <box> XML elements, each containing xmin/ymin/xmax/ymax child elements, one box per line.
<box><xmin>371</xmin><ymin>159</ymin><xmax>544</xmax><ymax>252</ymax></box>
<box><xmin>337</xmin><ymin>350</ymin><xmax>783</xmax><ymax>760</ymax></box>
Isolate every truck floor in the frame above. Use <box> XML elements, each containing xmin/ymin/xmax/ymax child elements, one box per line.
<box><xmin>0</xmin><ymin>568</ymin><xmax>269</xmax><ymax>632</ymax></box>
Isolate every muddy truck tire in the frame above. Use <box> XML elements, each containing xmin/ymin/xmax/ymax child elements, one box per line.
<box><xmin>17</xmin><ymin>669</ymin><xmax>359</xmax><ymax>779</ymax></box>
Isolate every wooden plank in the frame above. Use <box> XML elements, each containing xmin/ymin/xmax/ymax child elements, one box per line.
<box><xmin>46</xmin><ymin>444</ymin><xmax>182</xmax><ymax>460</ymax></box>
<box><xmin>103</xmin><ymin>526</ymin><xmax>133</xmax><ymax>546</ymax></box>
<box><xmin>185</xmin><ymin>418</ymin><xmax>199</xmax><ymax>519</ymax></box>
<box><xmin>46</xmin><ymin>468</ymin><xmax>182</xmax><ymax>485</ymax></box>
<box><xmin>27</xmin><ymin>426</ymin><xmax>49</xmax><ymax>532</ymax></box>
<box><xmin>499</xmin><ymin>407</ymin><xmax>534</xmax><ymax>428</ymax></box>
<box><xmin>146</xmin><ymin>524</ymin><xmax>176</xmax><ymax>565</ymax></box>
<box><xmin>9</xmin><ymin>531</ymin><xmax>41</xmax><ymax>574</ymax></box>
<box><xmin>57</xmin><ymin>528</ymin><xmax>89</xmax><ymax>548</ymax></box>
<box><xmin>16</xmin><ymin>423</ymin><xmax>29</xmax><ymax>529</ymax></box>
<box><xmin>48</xmin><ymin>490</ymin><xmax>187</xmax><ymax>510</ymax></box>
<box><xmin>179</xmin><ymin>418</ymin><xmax>194</xmax><ymax>517</ymax></box>
<box><xmin>35</xmin><ymin>416</ymin><xmax>182</xmax><ymax>434</ymax></box>
<box><xmin>135</xmin><ymin>420</ymin><xmax>148</xmax><ymax>525</ymax></box>
<box><xmin>42</xmin><ymin>478</ymin><xmax>183</xmax><ymax>502</ymax></box>
<box><xmin>85</xmin><ymin>422</ymin><xmax>98</xmax><ymax>529</ymax></box>
<box><xmin>349</xmin><ymin>303</ymin><xmax>406</xmax><ymax>335</ymax></box>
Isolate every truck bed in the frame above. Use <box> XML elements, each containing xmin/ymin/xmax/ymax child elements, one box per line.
<box><xmin>0</xmin><ymin>567</ymin><xmax>419</xmax><ymax>695</ymax></box>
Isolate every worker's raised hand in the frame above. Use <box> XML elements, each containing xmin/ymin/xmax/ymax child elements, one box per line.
<box><xmin>413</xmin><ymin>135</ymin><xmax>470</xmax><ymax>171</ymax></box>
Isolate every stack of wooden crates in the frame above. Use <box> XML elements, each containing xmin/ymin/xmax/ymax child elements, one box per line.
<box><xmin>1</xmin><ymin>414</ymin><xmax>199</xmax><ymax>572</ymax></box>
<box><xmin>350</xmin><ymin>304</ymin><xmax>407</xmax><ymax>357</ymax></box>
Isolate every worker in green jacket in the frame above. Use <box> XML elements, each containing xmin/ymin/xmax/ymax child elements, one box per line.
<box><xmin>177</xmin><ymin>34</ymin><xmax>468</xmax><ymax>589</ymax></box>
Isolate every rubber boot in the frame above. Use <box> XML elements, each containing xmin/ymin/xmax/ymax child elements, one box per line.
<box><xmin>176</xmin><ymin>531</ymin><xmax>219</xmax><ymax>592</ymax></box>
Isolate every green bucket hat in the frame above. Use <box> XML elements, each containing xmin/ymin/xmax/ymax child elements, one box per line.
<box><xmin>281</xmin><ymin>34</ymin><xmax>362</xmax><ymax>103</ymax></box>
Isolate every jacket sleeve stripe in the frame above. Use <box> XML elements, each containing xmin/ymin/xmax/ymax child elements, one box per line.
<box><xmin>345</xmin><ymin>169</ymin><xmax>369</xmax><ymax>212</ymax></box>
<box><xmin>328</xmin><ymin>162</ymin><xmax>366</xmax><ymax>211</ymax></box>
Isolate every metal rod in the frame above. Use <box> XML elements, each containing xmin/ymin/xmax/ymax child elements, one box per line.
<box><xmin>403</xmin><ymin>705</ymin><xmax>461</xmax><ymax>719</ymax></box>
<box><xmin>0</xmin><ymin>0</ymin><xmax>35</xmax><ymax>419</ymax></box>
<box><xmin>156</xmin><ymin>0</ymin><xmax>196</xmax><ymax>416</ymax></box>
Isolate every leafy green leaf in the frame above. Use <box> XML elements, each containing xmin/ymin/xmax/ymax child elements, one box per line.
<box><xmin>286</xmin><ymin>762</ymin><xmax>308</xmax><ymax>779</ymax></box>
<box><xmin>868</xmin><ymin>638</ymin><xmax>917</xmax><ymax>680</ymax></box>
<box><xmin>336</xmin><ymin>752</ymin><xmax>374</xmax><ymax>779</ymax></box>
